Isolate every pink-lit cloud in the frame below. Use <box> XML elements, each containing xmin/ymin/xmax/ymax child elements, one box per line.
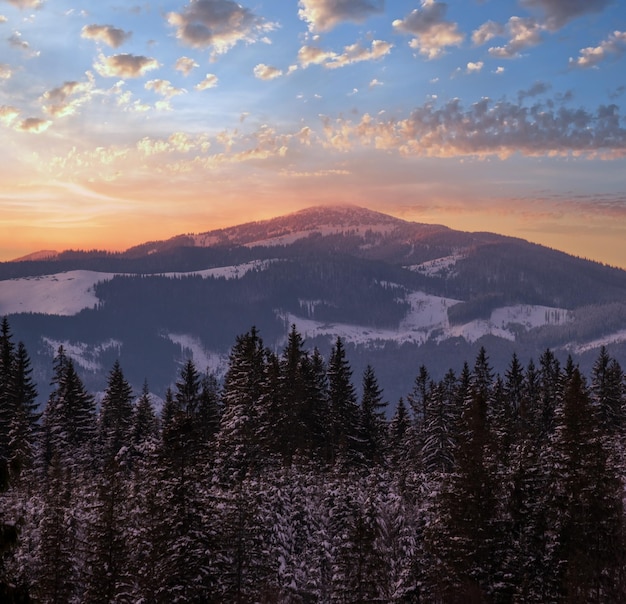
<box><xmin>167</xmin><ymin>0</ymin><xmax>276</xmax><ymax>55</ymax></box>
<box><xmin>570</xmin><ymin>30</ymin><xmax>626</xmax><ymax>69</ymax></box>
<box><xmin>393</xmin><ymin>1</ymin><xmax>464</xmax><ymax>59</ymax></box>
<box><xmin>145</xmin><ymin>79</ymin><xmax>186</xmax><ymax>99</ymax></box>
<box><xmin>253</xmin><ymin>63</ymin><xmax>283</xmax><ymax>80</ymax></box>
<box><xmin>5</xmin><ymin>0</ymin><xmax>43</xmax><ymax>8</ymax></box>
<box><xmin>41</xmin><ymin>75</ymin><xmax>95</xmax><ymax>118</ymax></box>
<box><xmin>17</xmin><ymin>117</ymin><xmax>51</xmax><ymax>133</ymax></box>
<box><xmin>298</xmin><ymin>39</ymin><xmax>391</xmax><ymax>69</ymax></box>
<box><xmin>298</xmin><ymin>0</ymin><xmax>384</xmax><ymax>32</ymax></box>
<box><xmin>521</xmin><ymin>0</ymin><xmax>613</xmax><ymax>29</ymax></box>
<box><xmin>81</xmin><ymin>24</ymin><xmax>132</xmax><ymax>48</ymax></box>
<box><xmin>94</xmin><ymin>53</ymin><xmax>160</xmax><ymax>78</ymax></box>
<box><xmin>195</xmin><ymin>73</ymin><xmax>218</xmax><ymax>90</ymax></box>
<box><xmin>487</xmin><ymin>16</ymin><xmax>544</xmax><ymax>58</ymax></box>
<box><xmin>175</xmin><ymin>56</ymin><xmax>199</xmax><ymax>75</ymax></box>
<box><xmin>0</xmin><ymin>104</ymin><xmax>19</xmax><ymax>125</ymax></box>
<box><xmin>320</xmin><ymin>97</ymin><xmax>626</xmax><ymax>158</ymax></box>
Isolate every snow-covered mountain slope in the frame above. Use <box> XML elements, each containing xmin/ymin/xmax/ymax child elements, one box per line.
<box><xmin>0</xmin><ymin>260</ymin><xmax>276</xmax><ymax>316</ymax></box>
<box><xmin>3</xmin><ymin>204</ymin><xmax>626</xmax><ymax>405</ymax></box>
<box><xmin>0</xmin><ymin>271</ymin><xmax>108</xmax><ymax>316</ymax></box>
<box><xmin>281</xmin><ymin>295</ymin><xmax>572</xmax><ymax>347</ymax></box>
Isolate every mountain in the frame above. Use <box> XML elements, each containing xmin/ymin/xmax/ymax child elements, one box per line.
<box><xmin>2</xmin><ymin>204</ymin><xmax>626</xmax><ymax>406</ymax></box>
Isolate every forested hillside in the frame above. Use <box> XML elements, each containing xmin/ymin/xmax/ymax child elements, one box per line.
<box><xmin>1</xmin><ymin>317</ymin><xmax>626</xmax><ymax>602</ymax></box>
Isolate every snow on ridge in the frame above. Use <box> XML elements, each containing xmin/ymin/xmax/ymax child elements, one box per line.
<box><xmin>278</xmin><ymin>295</ymin><xmax>572</xmax><ymax>348</ymax></box>
<box><xmin>569</xmin><ymin>329</ymin><xmax>626</xmax><ymax>354</ymax></box>
<box><xmin>0</xmin><ymin>270</ymin><xmax>116</xmax><ymax>316</ymax></box>
<box><xmin>406</xmin><ymin>253</ymin><xmax>465</xmax><ymax>277</ymax></box>
<box><xmin>42</xmin><ymin>337</ymin><xmax>122</xmax><ymax>372</ymax></box>
<box><xmin>243</xmin><ymin>223</ymin><xmax>397</xmax><ymax>248</ymax></box>
<box><xmin>166</xmin><ymin>333</ymin><xmax>228</xmax><ymax>377</ymax></box>
<box><xmin>172</xmin><ymin>259</ymin><xmax>276</xmax><ymax>279</ymax></box>
<box><xmin>0</xmin><ymin>261</ymin><xmax>276</xmax><ymax>317</ymax></box>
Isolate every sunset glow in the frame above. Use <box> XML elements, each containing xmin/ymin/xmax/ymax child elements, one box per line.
<box><xmin>0</xmin><ymin>0</ymin><xmax>625</xmax><ymax>267</ymax></box>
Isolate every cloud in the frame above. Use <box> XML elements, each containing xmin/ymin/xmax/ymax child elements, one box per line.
<box><xmin>393</xmin><ymin>0</ymin><xmax>464</xmax><ymax>59</ymax></box>
<box><xmin>517</xmin><ymin>81</ymin><xmax>550</xmax><ymax>101</ymax></box>
<box><xmin>319</xmin><ymin>96</ymin><xmax>626</xmax><ymax>159</ymax></box>
<box><xmin>369</xmin><ymin>78</ymin><xmax>383</xmax><ymax>88</ymax></box>
<box><xmin>488</xmin><ymin>16</ymin><xmax>544</xmax><ymax>58</ymax></box>
<box><xmin>0</xmin><ymin>15</ymin><xmax>7</xmax><ymax>23</ymax></box>
<box><xmin>472</xmin><ymin>20</ymin><xmax>505</xmax><ymax>46</ymax></box>
<box><xmin>521</xmin><ymin>0</ymin><xmax>613</xmax><ymax>29</ymax></box>
<box><xmin>145</xmin><ymin>79</ymin><xmax>186</xmax><ymax>99</ymax></box>
<box><xmin>94</xmin><ymin>53</ymin><xmax>160</xmax><ymax>78</ymax></box>
<box><xmin>8</xmin><ymin>31</ymin><xmax>38</xmax><ymax>56</ymax></box>
<box><xmin>4</xmin><ymin>0</ymin><xmax>43</xmax><ymax>8</ymax></box>
<box><xmin>0</xmin><ymin>63</ymin><xmax>12</xmax><ymax>79</ymax></box>
<box><xmin>167</xmin><ymin>0</ymin><xmax>276</xmax><ymax>55</ymax></box>
<box><xmin>298</xmin><ymin>39</ymin><xmax>391</xmax><ymax>69</ymax></box>
<box><xmin>253</xmin><ymin>63</ymin><xmax>283</xmax><ymax>80</ymax></box>
<box><xmin>41</xmin><ymin>75</ymin><xmax>95</xmax><ymax>117</ymax></box>
<box><xmin>569</xmin><ymin>31</ymin><xmax>626</xmax><ymax>69</ymax></box>
<box><xmin>298</xmin><ymin>0</ymin><xmax>384</xmax><ymax>33</ymax></box>
<box><xmin>326</xmin><ymin>39</ymin><xmax>392</xmax><ymax>68</ymax></box>
<box><xmin>175</xmin><ymin>56</ymin><xmax>199</xmax><ymax>75</ymax></box>
<box><xmin>81</xmin><ymin>24</ymin><xmax>132</xmax><ymax>48</ymax></box>
<box><xmin>195</xmin><ymin>73</ymin><xmax>218</xmax><ymax>90</ymax></box>
<box><xmin>298</xmin><ymin>45</ymin><xmax>338</xmax><ymax>68</ymax></box>
<box><xmin>466</xmin><ymin>61</ymin><xmax>483</xmax><ymax>73</ymax></box>
<box><xmin>17</xmin><ymin>117</ymin><xmax>51</xmax><ymax>133</ymax></box>
<box><xmin>0</xmin><ymin>105</ymin><xmax>19</xmax><ymax>126</ymax></box>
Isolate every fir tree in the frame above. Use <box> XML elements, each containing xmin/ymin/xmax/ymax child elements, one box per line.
<box><xmin>359</xmin><ymin>364</ymin><xmax>387</xmax><ymax>464</ymax></box>
<box><xmin>327</xmin><ymin>337</ymin><xmax>359</xmax><ymax>464</ymax></box>
<box><xmin>7</xmin><ymin>341</ymin><xmax>39</xmax><ymax>482</ymax></box>
<box><xmin>421</xmin><ymin>369</ymin><xmax>457</xmax><ymax>475</ymax></box>
<box><xmin>217</xmin><ymin>327</ymin><xmax>267</xmax><ymax>481</ymax></box>
<box><xmin>591</xmin><ymin>346</ymin><xmax>624</xmax><ymax>436</ymax></box>
<box><xmin>40</xmin><ymin>347</ymin><xmax>96</xmax><ymax>473</ymax></box>
<box><xmin>547</xmin><ymin>366</ymin><xmax>626</xmax><ymax>601</ymax></box>
<box><xmin>130</xmin><ymin>380</ymin><xmax>159</xmax><ymax>453</ymax></box>
<box><xmin>0</xmin><ymin>317</ymin><xmax>16</xmax><ymax>485</ymax></box>
<box><xmin>98</xmin><ymin>360</ymin><xmax>134</xmax><ymax>462</ymax></box>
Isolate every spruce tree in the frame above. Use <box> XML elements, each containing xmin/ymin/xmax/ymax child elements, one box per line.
<box><xmin>547</xmin><ymin>366</ymin><xmax>626</xmax><ymax>601</ymax></box>
<box><xmin>327</xmin><ymin>337</ymin><xmax>359</xmax><ymax>464</ymax></box>
<box><xmin>98</xmin><ymin>360</ymin><xmax>134</xmax><ymax>462</ymax></box>
<box><xmin>0</xmin><ymin>317</ymin><xmax>16</xmax><ymax>485</ymax></box>
<box><xmin>426</xmin><ymin>351</ymin><xmax>498</xmax><ymax>600</ymax></box>
<box><xmin>217</xmin><ymin>327</ymin><xmax>267</xmax><ymax>481</ymax></box>
<box><xmin>421</xmin><ymin>369</ymin><xmax>457</xmax><ymax>475</ymax></box>
<box><xmin>7</xmin><ymin>341</ymin><xmax>39</xmax><ymax>482</ymax></box>
<box><xmin>131</xmin><ymin>380</ymin><xmax>159</xmax><ymax>453</ymax></box>
<box><xmin>40</xmin><ymin>347</ymin><xmax>96</xmax><ymax>474</ymax></box>
<box><xmin>591</xmin><ymin>346</ymin><xmax>624</xmax><ymax>436</ymax></box>
<box><xmin>359</xmin><ymin>364</ymin><xmax>387</xmax><ymax>464</ymax></box>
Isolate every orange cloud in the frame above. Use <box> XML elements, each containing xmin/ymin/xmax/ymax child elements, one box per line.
<box><xmin>81</xmin><ymin>24</ymin><xmax>131</xmax><ymax>48</ymax></box>
<box><xmin>94</xmin><ymin>53</ymin><xmax>160</xmax><ymax>78</ymax></box>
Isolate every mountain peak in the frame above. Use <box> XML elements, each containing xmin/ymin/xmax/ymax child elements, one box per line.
<box><xmin>189</xmin><ymin>204</ymin><xmax>434</xmax><ymax>249</ymax></box>
<box><xmin>11</xmin><ymin>250</ymin><xmax>58</xmax><ymax>262</ymax></box>
<box><xmin>282</xmin><ymin>203</ymin><xmax>406</xmax><ymax>226</ymax></box>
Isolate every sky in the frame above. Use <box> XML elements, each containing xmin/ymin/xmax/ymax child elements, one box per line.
<box><xmin>0</xmin><ymin>0</ymin><xmax>625</xmax><ymax>268</ymax></box>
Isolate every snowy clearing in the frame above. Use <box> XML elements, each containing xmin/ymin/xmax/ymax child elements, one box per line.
<box><xmin>166</xmin><ymin>333</ymin><xmax>229</xmax><ymax>376</ymax></box>
<box><xmin>570</xmin><ymin>329</ymin><xmax>626</xmax><ymax>354</ymax></box>
<box><xmin>405</xmin><ymin>253</ymin><xmax>465</xmax><ymax>277</ymax></box>
<box><xmin>279</xmin><ymin>297</ymin><xmax>572</xmax><ymax>347</ymax></box>
<box><xmin>0</xmin><ymin>261</ymin><xmax>276</xmax><ymax>316</ymax></box>
<box><xmin>242</xmin><ymin>224</ymin><xmax>397</xmax><ymax>248</ymax></box>
<box><xmin>42</xmin><ymin>337</ymin><xmax>122</xmax><ymax>372</ymax></box>
<box><xmin>0</xmin><ymin>271</ymin><xmax>113</xmax><ymax>316</ymax></box>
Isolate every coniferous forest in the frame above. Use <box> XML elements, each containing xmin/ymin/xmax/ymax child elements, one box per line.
<box><xmin>1</xmin><ymin>316</ymin><xmax>626</xmax><ymax>603</ymax></box>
